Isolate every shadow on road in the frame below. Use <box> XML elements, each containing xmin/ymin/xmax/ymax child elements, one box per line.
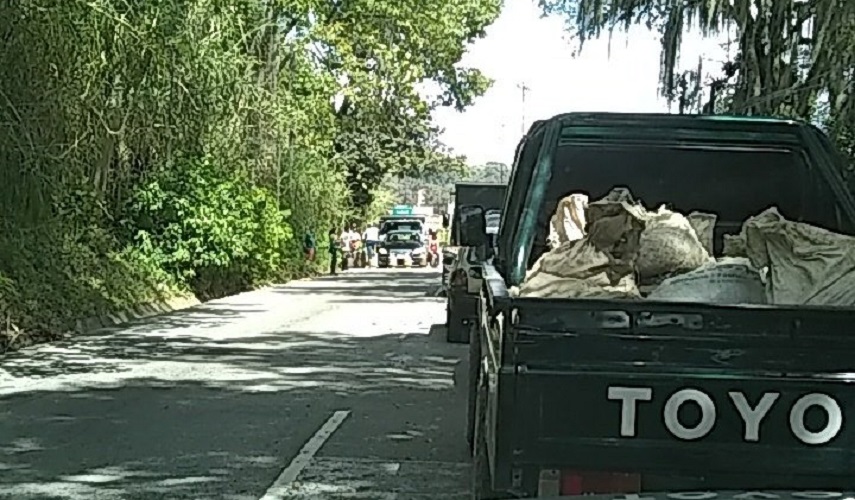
<box><xmin>0</xmin><ymin>448</ymin><xmax>276</xmax><ymax>500</ymax></box>
<box><xmin>0</xmin><ymin>267</ymin><xmax>451</xmax><ymax>392</ymax></box>
<box><xmin>0</xmin><ymin>319</ymin><xmax>466</xmax><ymax>498</ymax></box>
<box><xmin>0</xmin><ymin>328</ymin><xmax>460</xmax><ymax>395</ymax></box>
<box><xmin>0</xmin><ymin>269</ymin><xmax>464</xmax><ymax>499</ymax></box>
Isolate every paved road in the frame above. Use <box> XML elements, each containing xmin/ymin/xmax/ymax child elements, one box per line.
<box><xmin>0</xmin><ymin>268</ymin><xmax>470</xmax><ymax>499</ymax></box>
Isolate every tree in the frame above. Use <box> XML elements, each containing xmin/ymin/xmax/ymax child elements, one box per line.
<box><xmin>468</xmin><ymin>162</ymin><xmax>511</xmax><ymax>183</ymax></box>
<box><xmin>0</xmin><ymin>0</ymin><xmax>502</xmax><ymax>344</ymax></box>
<box><xmin>307</xmin><ymin>0</ymin><xmax>502</xmax><ymax>209</ymax></box>
<box><xmin>387</xmin><ymin>160</ymin><xmax>511</xmax><ymax>214</ymax></box>
<box><xmin>540</xmin><ymin>0</ymin><xmax>852</xmax><ymax>116</ymax></box>
<box><xmin>539</xmin><ymin>0</ymin><xmax>854</xmax><ymax>181</ymax></box>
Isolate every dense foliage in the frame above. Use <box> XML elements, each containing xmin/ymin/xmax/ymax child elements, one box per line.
<box><xmin>0</xmin><ymin>0</ymin><xmax>501</xmax><ymax>344</ymax></box>
<box><xmin>539</xmin><ymin>0</ymin><xmax>854</xmax><ymax>182</ymax></box>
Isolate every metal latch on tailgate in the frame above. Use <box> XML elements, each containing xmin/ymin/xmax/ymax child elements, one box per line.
<box><xmin>637</xmin><ymin>312</ymin><xmax>703</xmax><ymax>330</ymax></box>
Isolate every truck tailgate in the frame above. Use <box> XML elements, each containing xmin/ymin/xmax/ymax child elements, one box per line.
<box><xmin>508</xmin><ymin>298</ymin><xmax>855</xmax><ymax>479</ymax></box>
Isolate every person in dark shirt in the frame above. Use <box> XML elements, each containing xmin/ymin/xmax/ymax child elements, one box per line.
<box><xmin>303</xmin><ymin>230</ymin><xmax>316</xmax><ymax>261</ymax></box>
<box><xmin>327</xmin><ymin>228</ymin><xmax>339</xmax><ymax>275</ymax></box>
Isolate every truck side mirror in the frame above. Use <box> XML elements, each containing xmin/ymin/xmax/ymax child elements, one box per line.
<box><xmin>459</xmin><ymin>206</ymin><xmax>487</xmax><ymax>247</ymax></box>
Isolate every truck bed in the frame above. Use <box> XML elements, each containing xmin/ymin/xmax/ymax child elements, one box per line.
<box><xmin>484</xmin><ymin>270</ymin><xmax>855</xmax><ymax>487</ymax></box>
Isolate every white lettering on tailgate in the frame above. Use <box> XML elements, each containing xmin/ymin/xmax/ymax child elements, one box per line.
<box><xmin>664</xmin><ymin>389</ymin><xmax>716</xmax><ymax>440</ymax></box>
<box><xmin>607</xmin><ymin>386</ymin><xmax>653</xmax><ymax>437</ymax></box>
<box><xmin>729</xmin><ymin>392</ymin><xmax>779</xmax><ymax>442</ymax></box>
<box><xmin>608</xmin><ymin>386</ymin><xmax>843</xmax><ymax>444</ymax></box>
<box><xmin>789</xmin><ymin>393</ymin><xmax>842</xmax><ymax>445</ymax></box>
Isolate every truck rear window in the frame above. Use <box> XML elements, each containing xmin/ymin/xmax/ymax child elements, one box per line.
<box><xmin>535</xmin><ymin>144</ymin><xmax>846</xmax><ymax>260</ymax></box>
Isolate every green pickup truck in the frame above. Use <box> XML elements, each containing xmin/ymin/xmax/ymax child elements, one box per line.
<box><xmin>461</xmin><ymin>113</ymin><xmax>855</xmax><ymax>499</ymax></box>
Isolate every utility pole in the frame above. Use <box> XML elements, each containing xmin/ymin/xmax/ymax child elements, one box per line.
<box><xmin>517</xmin><ymin>82</ymin><xmax>530</xmax><ymax>135</ymax></box>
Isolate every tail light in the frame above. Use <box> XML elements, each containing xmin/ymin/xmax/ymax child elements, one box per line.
<box><xmin>560</xmin><ymin>470</ymin><xmax>640</xmax><ymax>495</ymax></box>
<box><xmin>538</xmin><ymin>469</ymin><xmax>641</xmax><ymax>497</ymax></box>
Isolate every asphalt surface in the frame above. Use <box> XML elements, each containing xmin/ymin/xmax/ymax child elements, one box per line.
<box><xmin>0</xmin><ymin>267</ymin><xmax>470</xmax><ymax>500</ymax></box>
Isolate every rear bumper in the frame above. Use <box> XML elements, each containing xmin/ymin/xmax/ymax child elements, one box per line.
<box><xmin>378</xmin><ymin>254</ymin><xmax>427</xmax><ymax>267</ymax></box>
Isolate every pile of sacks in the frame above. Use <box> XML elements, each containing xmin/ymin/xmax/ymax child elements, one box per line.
<box><xmin>518</xmin><ymin>188</ymin><xmax>855</xmax><ymax>307</ymax></box>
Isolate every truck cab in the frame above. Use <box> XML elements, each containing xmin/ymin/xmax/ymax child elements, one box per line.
<box><xmin>464</xmin><ymin>112</ymin><xmax>855</xmax><ymax>499</ymax></box>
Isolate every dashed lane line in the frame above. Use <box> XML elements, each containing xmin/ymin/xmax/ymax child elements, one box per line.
<box><xmin>259</xmin><ymin>410</ymin><xmax>351</xmax><ymax>500</ymax></box>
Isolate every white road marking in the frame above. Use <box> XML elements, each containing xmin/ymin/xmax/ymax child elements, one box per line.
<box><xmin>259</xmin><ymin>410</ymin><xmax>351</xmax><ymax>500</ymax></box>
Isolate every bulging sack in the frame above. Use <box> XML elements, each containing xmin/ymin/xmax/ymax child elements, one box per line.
<box><xmin>742</xmin><ymin>207</ymin><xmax>855</xmax><ymax>306</ymax></box>
<box><xmin>722</xmin><ymin>233</ymin><xmax>747</xmax><ymax>257</ymax></box>
<box><xmin>548</xmin><ymin>193</ymin><xmax>588</xmax><ymax>249</ymax></box>
<box><xmin>648</xmin><ymin>257</ymin><xmax>767</xmax><ymax>305</ymax></box>
<box><xmin>528</xmin><ymin>239</ymin><xmax>606</xmax><ymax>280</ymax></box>
<box><xmin>686</xmin><ymin>211</ymin><xmax>717</xmax><ymax>255</ymax></box>
<box><xmin>521</xmin><ymin>189</ymin><xmax>645</xmax><ymax>298</ymax></box>
<box><xmin>519</xmin><ymin>269</ymin><xmax>639</xmax><ymax>299</ymax></box>
<box><xmin>635</xmin><ymin>206</ymin><xmax>712</xmax><ymax>284</ymax></box>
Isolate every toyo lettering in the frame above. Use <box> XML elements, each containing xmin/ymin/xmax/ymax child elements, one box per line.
<box><xmin>607</xmin><ymin>386</ymin><xmax>843</xmax><ymax>445</ymax></box>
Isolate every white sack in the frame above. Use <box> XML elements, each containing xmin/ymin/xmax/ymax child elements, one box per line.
<box><xmin>648</xmin><ymin>257</ymin><xmax>767</xmax><ymax>305</ymax></box>
<box><xmin>522</xmin><ymin>189</ymin><xmax>645</xmax><ymax>299</ymax></box>
<box><xmin>741</xmin><ymin>207</ymin><xmax>855</xmax><ymax>306</ymax></box>
<box><xmin>547</xmin><ymin>193</ymin><xmax>589</xmax><ymax>249</ymax></box>
<box><xmin>687</xmin><ymin>211</ymin><xmax>718</xmax><ymax>255</ymax></box>
<box><xmin>722</xmin><ymin>233</ymin><xmax>747</xmax><ymax>257</ymax></box>
<box><xmin>635</xmin><ymin>206</ymin><xmax>712</xmax><ymax>284</ymax></box>
<box><xmin>519</xmin><ymin>268</ymin><xmax>639</xmax><ymax>299</ymax></box>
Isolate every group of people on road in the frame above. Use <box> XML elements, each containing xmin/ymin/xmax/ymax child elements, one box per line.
<box><xmin>301</xmin><ymin>223</ymin><xmax>381</xmax><ymax>275</ymax></box>
<box><xmin>303</xmin><ymin>221</ymin><xmax>440</xmax><ymax>275</ymax></box>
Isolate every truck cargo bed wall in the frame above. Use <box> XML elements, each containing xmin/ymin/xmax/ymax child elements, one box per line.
<box><xmin>506</xmin><ymin>298</ymin><xmax>855</xmax><ymax>479</ymax></box>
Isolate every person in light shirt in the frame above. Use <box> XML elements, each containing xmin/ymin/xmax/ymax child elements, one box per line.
<box><xmin>346</xmin><ymin>224</ymin><xmax>362</xmax><ymax>267</ymax></box>
<box><xmin>363</xmin><ymin>223</ymin><xmax>379</xmax><ymax>263</ymax></box>
<box><xmin>348</xmin><ymin>224</ymin><xmax>362</xmax><ymax>251</ymax></box>
<box><xmin>339</xmin><ymin>227</ymin><xmax>351</xmax><ymax>270</ymax></box>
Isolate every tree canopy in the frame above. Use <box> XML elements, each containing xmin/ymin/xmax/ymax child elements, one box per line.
<box><xmin>389</xmin><ymin>161</ymin><xmax>511</xmax><ymax>211</ymax></box>
<box><xmin>539</xmin><ymin>0</ymin><xmax>854</xmax><ymax>179</ymax></box>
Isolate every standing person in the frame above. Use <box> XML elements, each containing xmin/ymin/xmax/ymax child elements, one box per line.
<box><xmin>303</xmin><ymin>230</ymin><xmax>316</xmax><ymax>261</ymax></box>
<box><xmin>339</xmin><ymin>226</ymin><xmax>351</xmax><ymax>271</ymax></box>
<box><xmin>328</xmin><ymin>228</ymin><xmax>339</xmax><ymax>275</ymax></box>
<box><xmin>363</xmin><ymin>222</ymin><xmax>379</xmax><ymax>265</ymax></box>
<box><xmin>349</xmin><ymin>224</ymin><xmax>362</xmax><ymax>248</ymax></box>
<box><xmin>348</xmin><ymin>224</ymin><xmax>363</xmax><ymax>267</ymax></box>
<box><xmin>427</xmin><ymin>228</ymin><xmax>439</xmax><ymax>265</ymax></box>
